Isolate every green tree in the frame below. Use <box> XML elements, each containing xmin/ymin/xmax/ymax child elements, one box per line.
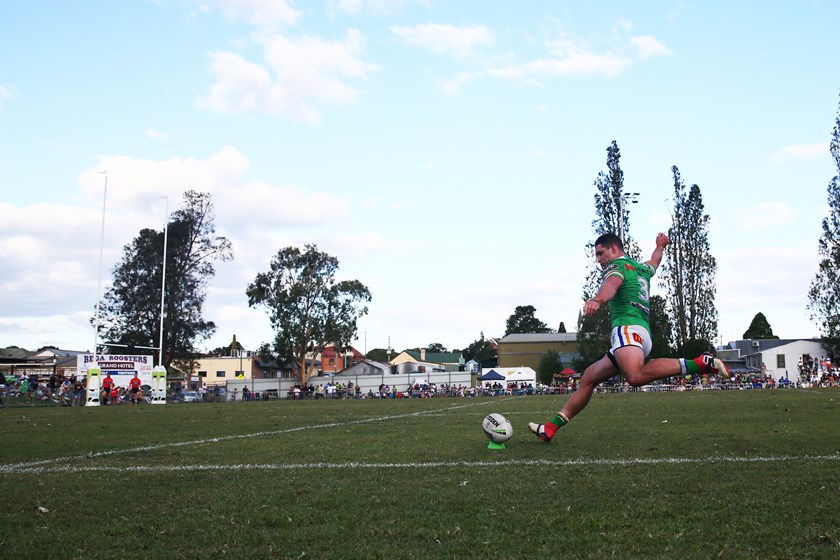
<box><xmin>537</xmin><ymin>350</ymin><xmax>564</xmax><ymax>385</ymax></box>
<box><xmin>504</xmin><ymin>305</ymin><xmax>553</xmax><ymax>335</ymax></box>
<box><xmin>808</xmin><ymin>93</ymin><xmax>840</xmax><ymax>359</ymax></box>
<box><xmin>573</xmin><ymin>312</ymin><xmax>610</xmax><ymax>372</ymax></box>
<box><xmin>365</xmin><ymin>348</ymin><xmax>390</xmax><ymax>362</ymax></box>
<box><xmin>96</xmin><ymin>191</ymin><xmax>233</xmax><ymax>370</ymax></box>
<box><xmin>462</xmin><ymin>333</ymin><xmax>497</xmax><ymax>367</ymax></box>
<box><xmin>246</xmin><ymin>244</ymin><xmax>371</xmax><ymax>386</ymax></box>
<box><xmin>576</xmin><ymin>141</ymin><xmax>637</xmax><ymax>368</ymax></box>
<box><xmin>648</xmin><ymin>294</ymin><xmax>675</xmax><ymax>359</ymax></box>
<box><xmin>743</xmin><ymin>312</ymin><xmax>779</xmax><ymax>340</ymax></box>
<box><xmin>427</xmin><ymin>342</ymin><xmax>448</xmax><ymax>353</ymax></box>
<box><xmin>558</xmin><ymin>321</ymin><xmax>567</xmax><ymax>333</ymax></box>
<box><xmin>660</xmin><ymin>166</ymin><xmax>719</xmax><ymax>355</ymax></box>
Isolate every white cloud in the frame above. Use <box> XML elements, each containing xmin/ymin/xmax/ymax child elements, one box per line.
<box><xmin>208</xmin><ymin>0</ymin><xmax>301</xmax><ymax>27</ymax></box>
<box><xmin>329</xmin><ymin>0</ymin><xmax>427</xmax><ymax>16</ymax></box>
<box><xmin>145</xmin><ymin>128</ymin><xmax>169</xmax><ymax>142</ymax></box>
<box><xmin>79</xmin><ymin>146</ymin><xmax>251</xmax><ymax>208</ymax></box>
<box><xmin>197</xmin><ymin>29</ymin><xmax>379</xmax><ymax>122</ymax></box>
<box><xmin>491</xmin><ymin>48</ymin><xmax>623</xmax><ymax>80</ymax></box>
<box><xmin>215</xmin><ymin>181</ymin><xmax>346</xmax><ymax>228</ymax></box>
<box><xmin>768</xmin><ymin>142</ymin><xmax>830</xmax><ymax>163</ymax></box>
<box><xmin>488</xmin><ymin>27</ymin><xmax>670</xmax><ymax>82</ymax></box>
<box><xmin>715</xmin><ymin>246</ymin><xmax>820</xmax><ymax>340</ymax></box>
<box><xmin>391</xmin><ymin>23</ymin><xmax>495</xmax><ymax>59</ymax></box>
<box><xmin>615</xmin><ymin>18</ymin><xmax>633</xmax><ymax>32</ymax></box>
<box><xmin>733</xmin><ymin>202</ymin><xmax>800</xmax><ymax>228</ymax></box>
<box><xmin>631</xmin><ymin>35</ymin><xmax>672</xmax><ymax>58</ymax></box>
<box><xmin>440</xmin><ymin>71</ymin><xmax>482</xmax><ymax>95</ymax></box>
<box><xmin>316</xmin><ymin>232</ymin><xmax>404</xmax><ymax>258</ymax></box>
<box><xmin>196</xmin><ymin>52</ymin><xmax>277</xmax><ymax>115</ymax></box>
<box><xmin>0</xmin><ymin>145</ymin><xmax>382</xmax><ymax>352</ymax></box>
<box><xmin>0</xmin><ymin>84</ymin><xmax>15</xmax><ymax>112</ymax></box>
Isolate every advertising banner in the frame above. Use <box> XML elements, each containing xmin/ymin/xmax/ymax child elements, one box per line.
<box><xmin>77</xmin><ymin>354</ymin><xmax>154</xmax><ymax>388</ymax></box>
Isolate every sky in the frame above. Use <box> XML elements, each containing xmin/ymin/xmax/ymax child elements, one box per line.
<box><xmin>1</xmin><ymin>0</ymin><xmax>838</xmax><ymax>357</ymax></box>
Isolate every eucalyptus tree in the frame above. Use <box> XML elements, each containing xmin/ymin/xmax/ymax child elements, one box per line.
<box><xmin>247</xmin><ymin>244</ymin><xmax>371</xmax><ymax>386</ymax></box>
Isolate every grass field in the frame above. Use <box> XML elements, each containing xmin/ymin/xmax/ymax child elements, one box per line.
<box><xmin>1</xmin><ymin>389</ymin><xmax>839</xmax><ymax>559</ymax></box>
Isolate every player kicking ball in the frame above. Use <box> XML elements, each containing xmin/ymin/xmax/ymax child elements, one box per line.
<box><xmin>529</xmin><ymin>231</ymin><xmax>729</xmax><ymax>443</ymax></box>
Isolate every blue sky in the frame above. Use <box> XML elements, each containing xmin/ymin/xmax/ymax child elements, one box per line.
<box><xmin>0</xmin><ymin>0</ymin><xmax>838</xmax><ymax>356</ymax></box>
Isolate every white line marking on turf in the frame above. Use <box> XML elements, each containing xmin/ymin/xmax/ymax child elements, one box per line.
<box><xmin>0</xmin><ymin>397</ymin><xmax>520</xmax><ymax>473</ymax></box>
<box><xmin>4</xmin><ymin>453</ymin><xmax>840</xmax><ymax>475</ymax></box>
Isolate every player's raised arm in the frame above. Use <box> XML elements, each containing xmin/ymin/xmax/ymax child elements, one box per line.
<box><xmin>646</xmin><ymin>232</ymin><xmax>669</xmax><ymax>269</ymax></box>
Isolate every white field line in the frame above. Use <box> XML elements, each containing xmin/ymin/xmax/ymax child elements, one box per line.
<box><xmin>4</xmin><ymin>454</ymin><xmax>840</xmax><ymax>475</ymax></box>
<box><xmin>0</xmin><ymin>397</ymin><xmax>520</xmax><ymax>474</ymax></box>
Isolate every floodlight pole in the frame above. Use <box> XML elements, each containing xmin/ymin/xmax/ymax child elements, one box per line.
<box><xmin>93</xmin><ymin>171</ymin><xmax>108</xmax><ymax>361</ymax></box>
<box><xmin>158</xmin><ymin>196</ymin><xmax>168</xmax><ymax>367</ymax></box>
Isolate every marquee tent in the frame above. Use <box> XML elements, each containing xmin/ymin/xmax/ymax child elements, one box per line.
<box><xmin>478</xmin><ymin>367</ymin><xmax>537</xmax><ymax>385</ymax></box>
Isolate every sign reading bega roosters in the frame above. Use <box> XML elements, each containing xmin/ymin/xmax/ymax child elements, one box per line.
<box><xmin>77</xmin><ymin>354</ymin><xmax>154</xmax><ymax>388</ymax></box>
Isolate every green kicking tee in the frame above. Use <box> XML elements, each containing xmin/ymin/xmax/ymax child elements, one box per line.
<box><xmin>602</xmin><ymin>255</ymin><xmax>656</xmax><ymax>331</ymax></box>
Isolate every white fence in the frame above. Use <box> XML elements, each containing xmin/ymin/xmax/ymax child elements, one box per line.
<box><xmin>225</xmin><ymin>370</ymin><xmax>474</xmax><ymax>399</ymax></box>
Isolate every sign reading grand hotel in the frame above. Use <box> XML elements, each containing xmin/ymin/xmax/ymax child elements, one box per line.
<box><xmin>77</xmin><ymin>354</ymin><xmax>154</xmax><ymax>388</ymax></box>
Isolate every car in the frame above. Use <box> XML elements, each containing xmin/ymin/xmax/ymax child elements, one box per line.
<box><xmin>181</xmin><ymin>390</ymin><xmax>201</xmax><ymax>403</ymax></box>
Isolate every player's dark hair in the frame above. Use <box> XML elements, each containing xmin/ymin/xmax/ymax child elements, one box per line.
<box><xmin>594</xmin><ymin>233</ymin><xmax>624</xmax><ymax>252</ymax></box>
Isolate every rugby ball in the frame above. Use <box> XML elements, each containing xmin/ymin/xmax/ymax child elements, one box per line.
<box><xmin>482</xmin><ymin>413</ymin><xmax>513</xmax><ymax>443</ymax></box>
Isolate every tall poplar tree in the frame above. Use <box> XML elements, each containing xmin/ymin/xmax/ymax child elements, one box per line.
<box><xmin>648</xmin><ymin>294</ymin><xmax>675</xmax><ymax>359</ymax></box>
<box><xmin>660</xmin><ymin>166</ymin><xmax>718</xmax><ymax>355</ymax></box>
<box><xmin>808</xmin><ymin>93</ymin><xmax>840</xmax><ymax>358</ymax></box>
<box><xmin>575</xmin><ymin>141</ymin><xmax>639</xmax><ymax>369</ymax></box>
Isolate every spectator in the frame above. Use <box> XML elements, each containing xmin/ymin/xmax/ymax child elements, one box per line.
<box><xmin>59</xmin><ymin>378</ymin><xmax>72</xmax><ymax>406</ymax></box>
<box><xmin>19</xmin><ymin>376</ymin><xmax>32</xmax><ymax>404</ymax></box>
<box><xmin>128</xmin><ymin>373</ymin><xmax>142</xmax><ymax>404</ymax></box>
<box><xmin>101</xmin><ymin>373</ymin><xmax>115</xmax><ymax>405</ymax></box>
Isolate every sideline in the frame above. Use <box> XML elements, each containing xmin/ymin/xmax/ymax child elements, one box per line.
<box><xmin>0</xmin><ymin>396</ymin><xmax>521</xmax><ymax>473</ymax></box>
<box><xmin>5</xmin><ymin>453</ymin><xmax>840</xmax><ymax>475</ymax></box>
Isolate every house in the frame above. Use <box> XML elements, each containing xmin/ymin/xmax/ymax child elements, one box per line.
<box><xmin>335</xmin><ymin>359</ymin><xmax>394</xmax><ymax>377</ymax></box>
<box><xmin>192</xmin><ymin>354</ymin><xmax>268</xmax><ymax>387</ymax></box>
<box><xmin>390</xmin><ymin>349</ymin><xmax>464</xmax><ymax>372</ymax></box>
<box><xmin>717</xmin><ymin>338</ymin><xmax>826</xmax><ymax>382</ymax></box>
<box><xmin>0</xmin><ymin>347</ymin><xmax>86</xmax><ymax>379</ymax></box>
<box><xmin>497</xmin><ymin>333</ymin><xmax>580</xmax><ymax>370</ymax></box>
<box><xmin>318</xmin><ymin>344</ymin><xmax>365</xmax><ymax>374</ymax></box>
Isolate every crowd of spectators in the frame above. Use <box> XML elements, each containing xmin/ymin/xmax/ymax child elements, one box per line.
<box><xmin>283</xmin><ymin>380</ymin><xmax>540</xmax><ymax>400</ymax></box>
<box><xmin>797</xmin><ymin>355</ymin><xmax>840</xmax><ymax>387</ymax></box>
<box><xmin>0</xmin><ymin>371</ymin><xmax>88</xmax><ymax>406</ymax></box>
<box><xmin>0</xmin><ymin>372</ymin><xmax>151</xmax><ymax>407</ymax></box>
<box><xmin>5</xmin><ymin>361</ymin><xmax>840</xmax><ymax>407</ymax></box>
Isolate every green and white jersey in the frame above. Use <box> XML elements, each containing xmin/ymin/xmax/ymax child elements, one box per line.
<box><xmin>602</xmin><ymin>255</ymin><xmax>655</xmax><ymax>331</ymax></box>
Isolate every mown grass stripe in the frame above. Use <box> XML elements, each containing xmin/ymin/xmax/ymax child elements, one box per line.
<box><xmin>0</xmin><ymin>396</ymin><xmax>519</xmax><ymax>472</ymax></box>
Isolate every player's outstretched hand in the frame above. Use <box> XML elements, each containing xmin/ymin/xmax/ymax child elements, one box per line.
<box><xmin>656</xmin><ymin>232</ymin><xmax>670</xmax><ymax>248</ymax></box>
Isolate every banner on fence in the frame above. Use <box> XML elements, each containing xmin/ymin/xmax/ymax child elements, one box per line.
<box><xmin>77</xmin><ymin>354</ymin><xmax>154</xmax><ymax>388</ymax></box>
